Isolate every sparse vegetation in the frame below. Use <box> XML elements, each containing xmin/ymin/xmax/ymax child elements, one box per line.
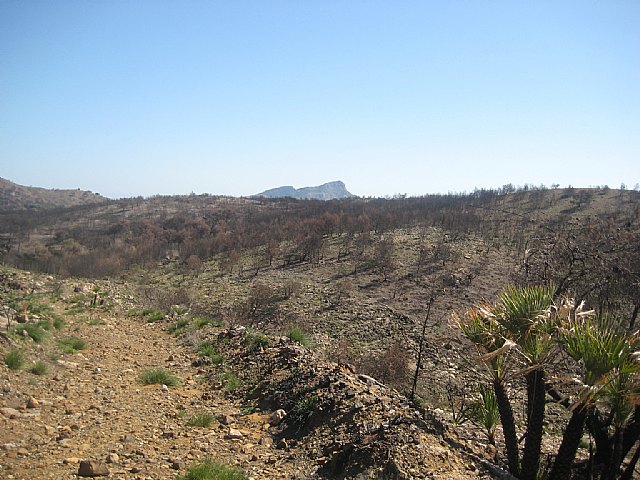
<box><xmin>187</xmin><ymin>412</ymin><xmax>216</xmax><ymax>428</ymax></box>
<box><xmin>290</xmin><ymin>395</ymin><xmax>319</xmax><ymax>429</ymax></box>
<box><xmin>1</xmin><ymin>186</ymin><xmax>638</xmax><ymax>480</ymax></box>
<box><xmin>52</xmin><ymin>316</ymin><xmax>65</xmax><ymax>329</ymax></box>
<box><xmin>192</xmin><ymin>316</ymin><xmax>222</xmax><ymax>329</ymax></box>
<box><xmin>58</xmin><ymin>336</ymin><xmax>86</xmax><ymax>354</ymax></box>
<box><xmin>245</xmin><ymin>330</ymin><xmax>269</xmax><ymax>353</ymax></box>
<box><xmin>141</xmin><ymin>308</ymin><xmax>165</xmax><ymax>323</ymax></box>
<box><xmin>177</xmin><ymin>459</ymin><xmax>246</xmax><ymax>480</ymax></box>
<box><xmin>4</xmin><ymin>348</ymin><xmax>24</xmax><ymax>370</ymax></box>
<box><xmin>29</xmin><ymin>360</ymin><xmax>48</xmax><ymax>375</ymax></box>
<box><xmin>14</xmin><ymin>323</ymin><xmax>48</xmax><ymax>343</ymax></box>
<box><xmin>168</xmin><ymin>318</ymin><xmax>190</xmax><ymax>335</ymax></box>
<box><xmin>139</xmin><ymin>367</ymin><xmax>181</xmax><ymax>387</ymax></box>
<box><xmin>286</xmin><ymin>326</ymin><xmax>311</xmax><ymax>348</ymax></box>
<box><xmin>198</xmin><ymin>341</ymin><xmax>224</xmax><ymax>364</ymax></box>
<box><xmin>221</xmin><ymin>370</ymin><xmax>240</xmax><ymax>392</ymax></box>
<box><xmin>469</xmin><ymin>384</ymin><xmax>499</xmax><ymax>445</ymax></box>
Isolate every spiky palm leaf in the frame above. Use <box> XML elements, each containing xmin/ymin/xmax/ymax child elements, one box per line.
<box><xmin>550</xmin><ymin>313</ymin><xmax>640</xmax><ymax>480</ymax></box>
<box><xmin>496</xmin><ymin>284</ymin><xmax>557</xmax><ymax>365</ymax></box>
<box><xmin>561</xmin><ymin>314</ymin><xmax>640</xmax><ymax>406</ymax></box>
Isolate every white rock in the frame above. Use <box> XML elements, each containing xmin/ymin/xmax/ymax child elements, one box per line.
<box><xmin>269</xmin><ymin>409</ymin><xmax>287</xmax><ymax>426</ymax></box>
<box><xmin>225</xmin><ymin>428</ymin><xmax>244</xmax><ymax>440</ymax></box>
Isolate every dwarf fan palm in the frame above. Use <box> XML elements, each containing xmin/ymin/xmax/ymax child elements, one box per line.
<box><xmin>459</xmin><ymin>305</ymin><xmax>520</xmax><ymax>476</ymax></box>
<box><xmin>496</xmin><ymin>285</ymin><xmax>556</xmax><ymax>480</ymax></box>
<box><xmin>549</xmin><ymin>314</ymin><xmax>638</xmax><ymax>480</ymax></box>
<box><xmin>460</xmin><ymin>285</ymin><xmax>556</xmax><ymax>479</ymax></box>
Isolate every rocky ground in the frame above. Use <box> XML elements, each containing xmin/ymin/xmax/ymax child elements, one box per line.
<box><xmin>0</xmin><ymin>268</ymin><xmax>495</xmax><ymax>479</ymax></box>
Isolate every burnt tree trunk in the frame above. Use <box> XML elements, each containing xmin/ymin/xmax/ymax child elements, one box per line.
<box><xmin>521</xmin><ymin>369</ymin><xmax>546</xmax><ymax>480</ymax></box>
<box><xmin>548</xmin><ymin>405</ymin><xmax>588</xmax><ymax>480</ymax></box>
<box><xmin>494</xmin><ymin>378</ymin><xmax>520</xmax><ymax>477</ymax></box>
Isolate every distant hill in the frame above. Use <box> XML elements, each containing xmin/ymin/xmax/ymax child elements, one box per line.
<box><xmin>0</xmin><ymin>177</ymin><xmax>109</xmax><ymax>210</ymax></box>
<box><xmin>256</xmin><ymin>181</ymin><xmax>355</xmax><ymax>200</ymax></box>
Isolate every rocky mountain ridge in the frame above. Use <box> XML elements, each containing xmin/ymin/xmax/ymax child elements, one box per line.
<box><xmin>255</xmin><ymin>181</ymin><xmax>355</xmax><ymax>200</ymax></box>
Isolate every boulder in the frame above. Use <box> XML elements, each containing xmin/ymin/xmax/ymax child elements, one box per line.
<box><xmin>78</xmin><ymin>460</ymin><xmax>110</xmax><ymax>477</ymax></box>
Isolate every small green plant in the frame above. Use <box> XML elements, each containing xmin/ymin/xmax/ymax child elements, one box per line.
<box><xmin>286</xmin><ymin>326</ymin><xmax>312</xmax><ymax>348</ymax></box>
<box><xmin>198</xmin><ymin>341</ymin><xmax>224</xmax><ymax>364</ymax></box>
<box><xmin>78</xmin><ymin>315</ymin><xmax>106</xmax><ymax>326</ymax></box>
<box><xmin>245</xmin><ymin>330</ymin><xmax>269</xmax><ymax>353</ymax></box>
<box><xmin>142</xmin><ymin>308</ymin><xmax>165</xmax><ymax>323</ymax></box>
<box><xmin>171</xmin><ymin>304</ymin><xmax>190</xmax><ymax>316</ymax></box>
<box><xmin>168</xmin><ymin>318</ymin><xmax>189</xmax><ymax>335</ymax></box>
<box><xmin>177</xmin><ymin>459</ymin><xmax>246</xmax><ymax>480</ymax></box>
<box><xmin>240</xmin><ymin>401</ymin><xmax>259</xmax><ymax>415</ymax></box>
<box><xmin>29</xmin><ymin>360</ymin><xmax>48</xmax><ymax>376</ymax></box>
<box><xmin>290</xmin><ymin>395</ymin><xmax>319</xmax><ymax>429</ymax></box>
<box><xmin>52</xmin><ymin>316</ymin><xmax>65</xmax><ymax>330</ymax></box>
<box><xmin>4</xmin><ymin>348</ymin><xmax>24</xmax><ymax>370</ymax></box>
<box><xmin>139</xmin><ymin>367</ymin><xmax>181</xmax><ymax>387</ymax></box>
<box><xmin>470</xmin><ymin>384</ymin><xmax>500</xmax><ymax>445</ymax></box>
<box><xmin>222</xmin><ymin>370</ymin><xmax>240</xmax><ymax>392</ymax></box>
<box><xmin>58</xmin><ymin>336</ymin><xmax>86</xmax><ymax>354</ymax></box>
<box><xmin>193</xmin><ymin>316</ymin><xmax>223</xmax><ymax>330</ymax></box>
<box><xmin>36</xmin><ymin>319</ymin><xmax>52</xmax><ymax>331</ymax></box>
<box><xmin>15</xmin><ymin>323</ymin><xmax>48</xmax><ymax>343</ymax></box>
<box><xmin>187</xmin><ymin>412</ymin><xmax>216</xmax><ymax>428</ymax></box>
<box><xmin>65</xmin><ymin>304</ymin><xmax>87</xmax><ymax>315</ymax></box>
<box><xmin>26</xmin><ymin>301</ymin><xmax>53</xmax><ymax>317</ymax></box>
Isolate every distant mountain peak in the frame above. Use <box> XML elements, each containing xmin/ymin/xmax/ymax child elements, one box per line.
<box><xmin>256</xmin><ymin>181</ymin><xmax>355</xmax><ymax>200</ymax></box>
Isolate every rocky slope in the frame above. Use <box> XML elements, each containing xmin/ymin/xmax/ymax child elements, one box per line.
<box><xmin>0</xmin><ymin>268</ymin><xmax>492</xmax><ymax>479</ymax></box>
<box><xmin>0</xmin><ymin>177</ymin><xmax>109</xmax><ymax>211</ymax></box>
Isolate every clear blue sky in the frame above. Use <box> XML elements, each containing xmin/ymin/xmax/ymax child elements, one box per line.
<box><xmin>1</xmin><ymin>1</ymin><xmax>639</xmax><ymax>198</ymax></box>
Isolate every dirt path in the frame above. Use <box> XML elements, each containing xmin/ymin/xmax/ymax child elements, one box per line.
<box><xmin>1</xmin><ymin>306</ymin><xmax>302</xmax><ymax>479</ymax></box>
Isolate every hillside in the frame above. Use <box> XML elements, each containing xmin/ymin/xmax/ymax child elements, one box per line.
<box><xmin>256</xmin><ymin>180</ymin><xmax>355</xmax><ymax>200</ymax></box>
<box><xmin>0</xmin><ymin>177</ymin><xmax>109</xmax><ymax>211</ymax></box>
<box><xmin>0</xmin><ymin>267</ymin><xmax>485</xmax><ymax>479</ymax></box>
<box><xmin>0</xmin><ymin>186</ymin><xmax>639</xmax><ymax>479</ymax></box>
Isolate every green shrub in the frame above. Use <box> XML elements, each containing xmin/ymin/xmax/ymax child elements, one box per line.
<box><xmin>139</xmin><ymin>367</ymin><xmax>181</xmax><ymax>387</ymax></box>
<box><xmin>65</xmin><ymin>304</ymin><xmax>87</xmax><ymax>315</ymax></box>
<box><xmin>36</xmin><ymin>319</ymin><xmax>52</xmax><ymax>331</ymax></box>
<box><xmin>177</xmin><ymin>459</ymin><xmax>246</xmax><ymax>480</ymax></box>
<box><xmin>4</xmin><ymin>348</ymin><xmax>24</xmax><ymax>370</ymax></box>
<box><xmin>168</xmin><ymin>318</ymin><xmax>189</xmax><ymax>335</ymax></box>
<box><xmin>222</xmin><ymin>370</ymin><xmax>240</xmax><ymax>392</ymax></box>
<box><xmin>29</xmin><ymin>360</ymin><xmax>48</xmax><ymax>376</ymax></box>
<box><xmin>142</xmin><ymin>308</ymin><xmax>165</xmax><ymax>323</ymax></box>
<box><xmin>245</xmin><ymin>330</ymin><xmax>269</xmax><ymax>353</ymax></box>
<box><xmin>187</xmin><ymin>412</ymin><xmax>216</xmax><ymax>428</ymax></box>
<box><xmin>290</xmin><ymin>395</ymin><xmax>319</xmax><ymax>427</ymax></box>
<box><xmin>52</xmin><ymin>316</ymin><xmax>65</xmax><ymax>330</ymax></box>
<box><xmin>27</xmin><ymin>301</ymin><xmax>53</xmax><ymax>317</ymax></box>
<box><xmin>77</xmin><ymin>315</ymin><xmax>106</xmax><ymax>326</ymax></box>
<box><xmin>470</xmin><ymin>384</ymin><xmax>499</xmax><ymax>445</ymax></box>
<box><xmin>193</xmin><ymin>316</ymin><xmax>222</xmax><ymax>329</ymax></box>
<box><xmin>171</xmin><ymin>304</ymin><xmax>190</xmax><ymax>316</ymax></box>
<box><xmin>286</xmin><ymin>326</ymin><xmax>312</xmax><ymax>348</ymax></box>
<box><xmin>15</xmin><ymin>323</ymin><xmax>48</xmax><ymax>343</ymax></box>
<box><xmin>198</xmin><ymin>341</ymin><xmax>224</xmax><ymax>364</ymax></box>
<box><xmin>58</xmin><ymin>336</ymin><xmax>86</xmax><ymax>354</ymax></box>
